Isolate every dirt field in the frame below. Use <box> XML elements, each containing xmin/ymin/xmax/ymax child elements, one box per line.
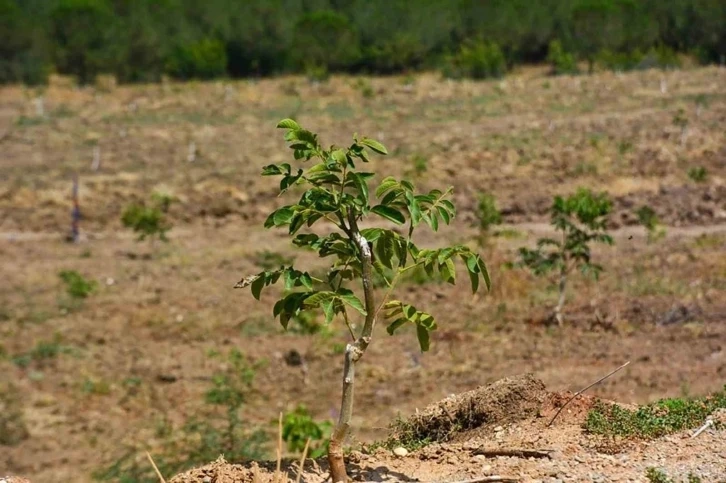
<box><xmin>1</xmin><ymin>66</ymin><xmax>725</xmax><ymax>483</ymax></box>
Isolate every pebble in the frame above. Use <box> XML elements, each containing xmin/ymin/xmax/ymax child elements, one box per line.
<box><xmin>392</xmin><ymin>447</ymin><xmax>408</xmax><ymax>457</ymax></box>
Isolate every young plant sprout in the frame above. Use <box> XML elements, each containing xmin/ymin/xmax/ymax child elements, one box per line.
<box><xmin>235</xmin><ymin>119</ymin><xmax>490</xmax><ymax>482</ymax></box>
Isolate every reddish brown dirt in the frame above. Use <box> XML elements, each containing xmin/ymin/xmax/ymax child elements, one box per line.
<box><xmin>169</xmin><ymin>376</ymin><xmax>726</xmax><ymax>483</ymax></box>
<box><xmin>1</xmin><ymin>67</ymin><xmax>725</xmax><ymax>482</ymax></box>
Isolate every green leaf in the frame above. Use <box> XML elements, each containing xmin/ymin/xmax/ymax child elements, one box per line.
<box><xmin>321</xmin><ymin>299</ymin><xmax>335</xmax><ymax>324</ymax></box>
<box><xmin>371</xmin><ymin>205</ymin><xmax>405</xmax><ymax>225</ymax></box>
<box><xmin>349</xmin><ymin>172</ymin><xmax>369</xmax><ymax>205</ymax></box>
<box><xmin>418</xmin><ymin>312</ymin><xmax>436</xmax><ymax>330</ymax></box>
<box><xmin>360</xmin><ymin>138</ymin><xmax>388</xmax><ymax>155</ymax></box>
<box><xmin>416</xmin><ymin>324</ymin><xmax>430</xmax><ymax>352</ymax></box>
<box><xmin>444</xmin><ymin>258</ymin><xmax>456</xmax><ymax>284</ymax></box>
<box><xmin>250</xmin><ymin>275</ymin><xmax>265</xmax><ymax>300</ymax></box>
<box><xmin>478</xmin><ymin>258</ymin><xmax>491</xmax><ymax>291</ymax></box>
<box><xmin>276</xmin><ymin>118</ymin><xmax>301</xmax><ymax>130</ymax></box>
<box><xmin>339</xmin><ymin>291</ymin><xmax>366</xmax><ymax>315</ymax></box>
<box><xmin>375</xmin><ymin>176</ymin><xmax>398</xmax><ymax>198</ymax></box>
<box><xmin>466</xmin><ymin>263</ymin><xmax>479</xmax><ymax>293</ymax></box>
<box><xmin>386</xmin><ymin>318</ymin><xmax>408</xmax><ymax>335</ymax></box>
<box><xmin>269</xmin><ymin>207</ymin><xmax>295</xmax><ymax>227</ymax></box>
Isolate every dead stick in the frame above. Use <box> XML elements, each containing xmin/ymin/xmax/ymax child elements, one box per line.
<box><xmin>548</xmin><ymin>360</ymin><xmax>631</xmax><ymax>427</ymax></box>
<box><xmin>473</xmin><ymin>448</ymin><xmax>553</xmax><ymax>459</ymax></box>
<box><xmin>276</xmin><ymin>412</ymin><xmax>283</xmax><ymax>475</ymax></box>
<box><xmin>146</xmin><ymin>451</ymin><xmax>168</xmax><ymax>483</ymax></box>
<box><xmin>295</xmin><ymin>438</ymin><xmax>310</xmax><ymax>483</ymax></box>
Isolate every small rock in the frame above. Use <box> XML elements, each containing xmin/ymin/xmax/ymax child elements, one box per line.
<box><xmin>393</xmin><ymin>447</ymin><xmax>408</xmax><ymax>457</ymax></box>
<box><xmin>494</xmin><ymin>425</ymin><xmax>504</xmax><ymax>432</ymax></box>
<box><xmin>105</xmin><ymin>277</ymin><xmax>115</xmax><ymax>286</ymax></box>
<box><xmin>202</xmin><ymin>477</ymin><xmax>212</xmax><ymax>483</ymax></box>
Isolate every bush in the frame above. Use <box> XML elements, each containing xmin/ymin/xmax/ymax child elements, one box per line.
<box><xmin>476</xmin><ymin>193</ymin><xmax>503</xmax><ymax>232</ymax></box>
<box><xmin>292</xmin><ymin>10</ymin><xmax>360</xmax><ymax>72</ymax></box>
<box><xmin>546</xmin><ymin>40</ymin><xmax>579</xmax><ymax>75</ymax></box>
<box><xmin>282</xmin><ymin>405</ymin><xmax>333</xmax><ymax>458</ymax></box>
<box><xmin>442</xmin><ymin>39</ymin><xmax>507</xmax><ymax>80</ymax></box>
<box><xmin>515</xmin><ymin>188</ymin><xmax>613</xmax><ymax>325</ymax></box>
<box><xmin>121</xmin><ymin>193</ymin><xmax>173</xmax><ymax>243</ymax></box>
<box><xmin>166</xmin><ymin>38</ymin><xmax>227</xmax><ymax>80</ymax></box>
<box><xmin>59</xmin><ymin>270</ymin><xmax>97</xmax><ymax>299</ymax></box>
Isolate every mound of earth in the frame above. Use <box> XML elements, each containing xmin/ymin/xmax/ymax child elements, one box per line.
<box><xmin>168</xmin><ymin>374</ymin><xmax>725</xmax><ymax>483</ymax></box>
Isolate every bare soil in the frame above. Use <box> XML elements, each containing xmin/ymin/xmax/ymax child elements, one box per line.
<box><xmin>1</xmin><ymin>66</ymin><xmax>725</xmax><ymax>482</ymax></box>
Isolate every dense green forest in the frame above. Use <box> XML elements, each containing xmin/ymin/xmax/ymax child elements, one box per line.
<box><xmin>1</xmin><ymin>0</ymin><xmax>725</xmax><ymax>85</ymax></box>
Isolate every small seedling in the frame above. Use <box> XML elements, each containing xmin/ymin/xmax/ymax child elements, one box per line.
<box><xmin>235</xmin><ymin>119</ymin><xmax>490</xmax><ymax>482</ymax></box>
<box><xmin>476</xmin><ymin>192</ymin><xmax>502</xmax><ymax>234</ymax></box>
<box><xmin>59</xmin><ymin>270</ymin><xmax>97</xmax><ymax>299</ymax></box>
<box><xmin>282</xmin><ymin>405</ymin><xmax>333</xmax><ymax>458</ymax></box>
<box><xmin>409</xmin><ymin>154</ymin><xmax>428</xmax><ymax>177</ymax></box>
<box><xmin>515</xmin><ymin>188</ymin><xmax>613</xmax><ymax>325</ymax></box>
<box><xmin>645</xmin><ymin>468</ymin><xmax>673</xmax><ymax>483</ymax></box>
<box><xmin>672</xmin><ymin>108</ymin><xmax>689</xmax><ymax>146</ymax></box>
<box><xmin>687</xmin><ymin>166</ymin><xmax>708</xmax><ymax>183</ymax></box>
<box><xmin>121</xmin><ymin>191</ymin><xmax>174</xmax><ymax>246</ymax></box>
<box><xmin>636</xmin><ymin>205</ymin><xmax>666</xmax><ymax>243</ymax></box>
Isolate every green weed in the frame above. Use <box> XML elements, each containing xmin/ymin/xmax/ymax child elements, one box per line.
<box><xmin>585</xmin><ymin>387</ymin><xmax>726</xmax><ymax>439</ymax></box>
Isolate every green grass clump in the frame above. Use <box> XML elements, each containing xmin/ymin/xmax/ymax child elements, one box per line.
<box><xmin>585</xmin><ymin>387</ymin><xmax>726</xmax><ymax>439</ymax></box>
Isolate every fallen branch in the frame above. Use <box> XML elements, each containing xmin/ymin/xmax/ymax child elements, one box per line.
<box><xmin>361</xmin><ymin>477</ymin><xmax>519</xmax><ymax>483</ymax></box>
<box><xmin>472</xmin><ymin>448</ymin><xmax>554</xmax><ymax>459</ymax></box>
<box><xmin>146</xmin><ymin>451</ymin><xmax>168</xmax><ymax>483</ymax></box>
<box><xmin>547</xmin><ymin>360</ymin><xmax>631</xmax><ymax>427</ymax></box>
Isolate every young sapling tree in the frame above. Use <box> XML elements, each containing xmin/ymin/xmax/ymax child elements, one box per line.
<box><xmin>516</xmin><ymin>188</ymin><xmax>613</xmax><ymax>326</ymax></box>
<box><xmin>235</xmin><ymin>119</ymin><xmax>490</xmax><ymax>482</ymax></box>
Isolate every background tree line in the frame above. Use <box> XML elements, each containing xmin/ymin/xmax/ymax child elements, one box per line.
<box><xmin>1</xmin><ymin>0</ymin><xmax>725</xmax><ymax>85</ymax></box>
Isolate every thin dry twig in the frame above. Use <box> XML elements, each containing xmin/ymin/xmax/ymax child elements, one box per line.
<box><xmin>146</xmin><ymin>451</ymin><xmax>168</xmax><ymax>483</ymax></box>
<box><xmin>548</xmin><ymin>360</ymin><xmax>631</xmax><ymax>427</ymax></box>
<box><xmin>276</xmin><ymin>412</ymin><xmax>283</xmax><ymax>475</ymax></box>
<box><xmin>361</xmin><ymin>477</ymin><xmax>519</xmax><ymax>483</ymax></box>
<box><xmin>295</xmin><ymin>438</ymin><xmax>311</xmax><ymax>483</ymax></box>
<box><xmin>472</xmin><ymin>448</ymin><xmax>554</xmax><ymax>459</ymax></box>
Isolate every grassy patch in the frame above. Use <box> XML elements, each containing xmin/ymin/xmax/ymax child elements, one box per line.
<box><xmin>585</xmin><ymin>387</ymin><xmax>726</xmax><ymax>439</ymax></box>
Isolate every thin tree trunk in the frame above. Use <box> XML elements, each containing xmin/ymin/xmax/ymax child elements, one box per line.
<box><xmin>554</xmin><ymin>270</ymin><xmax>567</xmax><ymax>326</ymax></box>
<box><xmin>328</xmin><ymin>213</ymin><xmax>377</xmax><ymax>483</ymax></box>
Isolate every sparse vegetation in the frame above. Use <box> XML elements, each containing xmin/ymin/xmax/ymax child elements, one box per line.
<box><xmin>235</xmin><ymin>119</ymin><xmax>490</xmax><ymax>482</ymax></box>
<box><xmin>516</xmin><ymin>188</ymin><xmax>613</xmax><ymax>325</ymax></box>
<box><xmin>96</xmin><ymin>348</ymin><xmax>267</xmax><ymax>483</ymax></box>
<box><xmin>585</xmin><ymin>387</ymin><xmax>726</xmax><ymax>439</ymax></box>
<box><xmin>59</xmin><ymin>269</ymin><xmax>97</xmax><ymax>299</ymax></box>
<box><xmin>687</xmin><ymin>166</ymin><xmax>708</xmax><ymax>183</ymax></box>
<box><xmin>636</xmin><ymin>205</ymin><xmax>666</xmax><ymax>243</ymax></box>
<box><xmin>121</xmin><ymin>191</ymin><xmax>174</xmax><ymax>245</ymax></box>
<box><xmin>281</xmin><ymin>405</ymin><xmax>333</xmax><ymax>458</ymax></box>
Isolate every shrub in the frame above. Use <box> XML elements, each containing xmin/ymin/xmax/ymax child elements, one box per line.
<box><xmin>166</xmin><ymin>38</ymin><xmax>227</xmax><ymax>80</ymax></box>
<box><xmin>636</xmin><ymin>205</ymin><xmax>665</xmax><ymax>243</ymax></box>
<box><xmin>515</xmin><ymin>188</ymin><xmax>613</xmax><ymax>325</ymax></box>
<box><xmin>282</xmin><ymin>405</ymin><xmax>333</xmax><ymax>458</ymax></box>
<box><xmin>235</xmin><ymin>119</ymin><xmax>490</xmax><ymax>482</ymax></box>
<box><xmin>442</xmin><ymin>39</ymin><xmax>507</xmax><ymax>80</ymax></box>
<box><xmin>292</xmin><ymin>10</ymin><xmax>360</xmax><ymax>72</ymax></box>
<box><xmin>546</xmin><ymin>40</ymin><xmax>579</xmax><ymax>75</ymax></box>
<box><xmin>121</xmin><ymin>192</ymin><xmax>173</xmax><ymax>243</ymax></box>
<box><xmin>59</xmin><ymin>270</ymin><xmax>97</xmax><ymax>299</ymax></box>
<box><xmin>476</xmin><ymin>193</ymin><xmax>502</xmax><ymax>233</ymax></box>
<box><xmin>687</xmin><ymin>166</ymin><xmax>707</xmax><ymax>183</ymax></box>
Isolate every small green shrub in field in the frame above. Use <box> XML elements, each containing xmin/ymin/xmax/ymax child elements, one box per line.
<box><xmin>547</xmin><ymin>40</ymin><xmax>579</xmax><ymax>75</ymax></box>
<box><xmin>235</xmin><ymin>118</ymin><xmax>490</xmax><ymax>482</ymax></box>
<box><xmin>585</xmin><ymin>386</ymin><xmax>726</xmax><ymax>439</ymax></box>
<box><xmin>282</xmin><ymin>405</ymin><xmax>333</xmax><ymax>458</ymax></box>
<box><xmin>95</xmin><ymin>349</ymin><xmax>266</xmax><ymax>483</ymax></box>
<box><xmin>442</xmin><ymin>39</ymin><xmax>507</xmax><ymax>80</ymax></box>
<box><xmin>636</xmin><ymin>205</ymin><xmax>665</xmax><ymax>243</ymax></box>
<box><xmin>59</xmin><ymin>270</ymin><xmax>97</xmax><ymax>299</ymax></box>
<box><xmin>515</xmin><ymin>188</ymin><xmax>613</xmax><ymax>325</ymax></box>
<box><xmin>476</xmin><ymin>192</ymin><xmax>502</xmax><ymax>233</ymax></box>
<box><xmin>645</xmin><ymin>468</ymin><xmax>674</xmax><ymax>483</ymax></box>
<box><xmin>687</xmin><ymin>166</ymin><xmax>708</xmax><ymax>183</ymax></box>
<box><xmin>121</xmin><ymin>192</ymin><xmax>173</xmax><ymax>243</ymax></box>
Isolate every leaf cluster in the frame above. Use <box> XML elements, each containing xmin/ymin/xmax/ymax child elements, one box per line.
<box><xmin>236</xmin><ymin>119</ymin><xmax>490</xmax><ymax>351</ymax></box>
<box><xmin>517</xmin><ymin>188</ymin><xmax>613</xmax><ymax>280</ymax></box>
